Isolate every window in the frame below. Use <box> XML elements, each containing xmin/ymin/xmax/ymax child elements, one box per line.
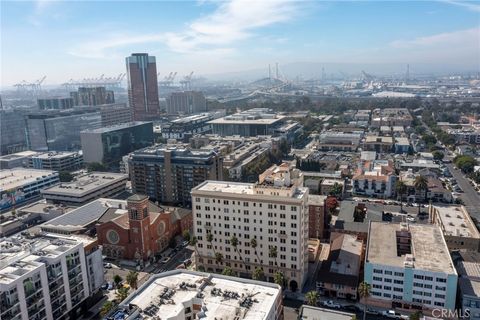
<box><xmin>436</xmin><ymin>278</ymin><xmax>446</xmax><ymax>283</ymax></box>
<box><xmin>413</xmin><ymin>282</ymin><xmax>423</xmax><ymax>288</ymax></box>
<box><xmin>384</xmin><ymin>278</ymin><xmax>392</xmax><ymax>283</ymax></box>
<box><xmin>373</xmin><ymin>269</ymin><xmax>383</xmax><ymax>274</ymax></box>
<box><xmin>384</xmin><ymin>286</ymin><xmax>392</xmax><ymax>290</ymax></box>
<box><xmin>394</xmin><ymin>272</ymin><xmax>404</xmax><ymax>277</ymax></box>
<box><xmin>394</xmin><ymin>280</ymin><xmax>403</xmax><ymax>285</ymax></box>
<box><xmin>435</xmin><ymin>294</ymin><xmax>445</xmax><ymax>299</ymax></box>
<box><xmin>425</xmin><ymin>276</ymin><xmax>433</xmax><ymax>281</ymax></box>
<box><xmin>393</xmin><ymin>287</ymin><xmax>403</xmax><ymax>292</ymax></box>
<box><xmin>373</xmin><ymin>276</ymin><xmax>382</xmax><ymax>282</ymax></box>
<box><xmin>384</xmin><ymin>270</ymin><xmax>392</xmax><ymax>275</ymax></box>
<box><xmin>414</xmin><ymin>275</ymin><xmax>424</xmax><ymax>280</ymax></box>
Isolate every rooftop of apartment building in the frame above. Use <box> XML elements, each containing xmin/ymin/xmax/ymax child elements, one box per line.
<box><xmin>41</xmin><ymin>172</ymin><xmax>127</xmax><ymax>196</ymax></box>
<box><xmin>112</xmin><ymin>270</ymin><xmax>281</xmax><ymax>320</ymax></box>
<box><xmin>0</xmin><ymin>231</ymin><xmax>94</xmax><ymax>284</ymax></box>
<box><xmin>133</xmin><ymin>144</ymin><xmax>219</xmax><ymax>158</ymax></box>
<box><xmin>366</xmin><ymin>222</ymin><xmax>456</xmax><ymax>274</ymax></box>
<box><xmin>364</xmin><ymin>135</ymin><xmax>394</xmax><ymax>144</ymax></box>
<box><xmin>0</xmin><ymin>168</ymin><xmax>58</xmax><ymax>190</ymax></box>
<box><xmin>433</xmin><ymin>206</ymin><xmax>480</xmax><ymax>239</ymax></box>
<box><xmin>308</xmin><ymin>194</ymin><xmax>327</xmax><ymax>206</ymax></box>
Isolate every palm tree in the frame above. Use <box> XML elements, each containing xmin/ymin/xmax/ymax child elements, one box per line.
<box><xmin>250</xmin><ymin>238</ymin><xmax>262</xmax><ymax>266</ymax></box>
<box><xmin>126</xmin><ymin>271</ymin><xmax>139</xmax><ymax>290</ymax></box>
<box><xmin>100</xmin><ymin>301</ymin><xmax>116</xmax><ymax>317</ymax></box>
<box><xmin>215</xmin><ymin>252</ymin><xmax>223</xmax><ymax>266</ymax></box>
<box><xmin>395</xmin><ymin>180</ymin><xmax>407</xmax><ymax>213</ymax></box>
<box><xmin>115</xmin><ymin>286</ymin><xmax>129</xmax><ymax>302</ymax></box>
<box><xmin>409</xmin><ymin>311</ymin><xmax>423</xmax><ymax>320</ymax></box>
<box><xmin>182</xmin><ymin>230</ymin><xmax>191</xmax><ymax>243</ymax></box>
<box><xmin>358</xmin><ymin>281</ymin><xmax>371</xmax><ymax>320</ymax></box>
<box><xmin>222</xmin><ymin>267</ymin><xmax>235</xmax><ymax>276</ymax></box>
<box><xmin>414</xmin><ymin>175</ymin><xmax>429</xmax><ymax>213</ymax></box>
<box><xmin>252</xmin><ymin>267</ymin><xmax>265</xmax><ymax>281</ymax></box>
<box><xmin>269</xmin><ymin>246</ymin><xmax>278</xmax><ymax>268</ymax></box>
<box><xmin>305</xmin><ymin>290</ymin><xmax>319</xmax><ymax>306</ymax></box>
<box><xmin>230</xmin><ymin>235</ymin><xmax>246</xmax><ymax>270</ymax></box>
<box><xmin>189</xmin><ymin>236</ymin><xmax>200</xmax><ymax>267</ymax></box>
<box><xmin>273</xmin><ymin>271</ymin><xmax>285</xmax><ymax>288</ymax></box>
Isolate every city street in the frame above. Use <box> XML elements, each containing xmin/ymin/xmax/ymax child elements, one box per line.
<box><xmin>445</xmin><ymin>162</ymin><xmax>480</xmax><ymax>223</ymax></box>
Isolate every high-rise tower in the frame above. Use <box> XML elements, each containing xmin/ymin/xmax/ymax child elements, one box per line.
<box><xmin>126</xmin><ymin>53</ymin><xmax>160</xmax><ymax>121</ymax></box>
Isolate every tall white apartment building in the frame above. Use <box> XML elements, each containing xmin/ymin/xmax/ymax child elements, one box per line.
<box><xmin>0</xmin><ymin>232</ymin><xmax>104</xmax><ymax>320</ymax></box>
<box><xmin>365</xmin><ymin>222</ymin><xmax>458</xmax><ymax>312</ymax></box>
<box><xmin>191</xmin><ymin>163</ymin><xmax>309</xmax><ymax>291</ymax></box>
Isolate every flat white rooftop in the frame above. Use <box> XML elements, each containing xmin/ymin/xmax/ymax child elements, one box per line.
<box><xmin>120</xmin><ymin>270</ymin><xmax>281</xmax><ymax>320</ymax></box>
<box><xmin>41</xmin><ymin>172</ymin><xmax>127</xmax><ymax>197</ymax></box>
<box><xmin>195</xmin><ymin>181</ymin><xmax>255</xmax><ymax>195</ymax></box>
<box><xmin>32</xmin><ymin>151</ymin><xmax>81</xmax><ymax>160</ymax></box>
<box><xmin>367</xmin><ymin>222</ymin><xmax>456</xmax><ymax>274</ymax></box>
<box><xmin>0</xmin><ymin>168</ymin><xmax>57</xmax><ymax>191</ymax></box>
<box><xmin>434</xmin><ymin>206</ymin><xmax>480</xmax><ymax>238</ymax></box>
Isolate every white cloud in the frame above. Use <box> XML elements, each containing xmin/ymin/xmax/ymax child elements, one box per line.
<box><xmin>441</xmin><ymin>0</ymin><xmax>480</xmax><ymax>12</ymax></box>
<box><xmin>389</xmin><ymin>27</ymin><xmax>480</xmax><ymax>49</ymax></box>
<box><xmin>68</xmin><ymin>0</ymin><xmax>301</xmax><ymax>58</ymax></box>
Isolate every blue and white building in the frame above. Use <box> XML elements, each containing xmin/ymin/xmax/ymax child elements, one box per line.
<box><xmin>364</xmin><ymin>222</ymin><xmax>458</xmax><ymax>312</ymax></box>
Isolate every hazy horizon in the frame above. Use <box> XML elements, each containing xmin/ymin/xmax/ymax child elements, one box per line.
<box><xmin>1</xmin><ymin>0</ymin><xmax>479</xmax><ymax>87</ymax></box>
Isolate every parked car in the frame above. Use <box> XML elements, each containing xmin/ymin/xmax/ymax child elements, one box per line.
<box><xmin>381</xmin><ymin>310</ymin><xmax>402</xmax><ymax>319</ymax></box>
<box><xmin>344</xmin><ymin>305</ymin><xmax>361</xmax><ymax>312</ymax></box>
<box><xmin>100</xmin><ymin>283</ymin><xmax>109</xmax><ymax>290</ymax></box>
<box><xmin>322</xmin><ymin>300</ymin><xmax>341</xmax><ymax>309</ymax></box>
<box><xmin>160</xmin><ymin>257</ymin><xmax>171</xmax><ymax>264</ymax></box>
<box><xmin>366</xmin><ymin>308</ymin><xmax>379</xmax><ymax>315</ymax></box>
<box><xmin>104</xmin><ymin>263</ymin><xmax>112</xmax><ymax>269</ymax></box>
<box><xmin>107</xmin><ymin>282</ymin><xmax>114</xmax><ymax>290</ymax></box>
<box><xmin>182</xmin><ymin>240</ymin><xmax>189</xmax><ymax>247</ymax></box>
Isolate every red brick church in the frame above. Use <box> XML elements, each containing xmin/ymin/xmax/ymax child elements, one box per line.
<box><xmin>96</xmin><ymin>194</ymin><xmax>192</xmax><ymax>262</ymax></box>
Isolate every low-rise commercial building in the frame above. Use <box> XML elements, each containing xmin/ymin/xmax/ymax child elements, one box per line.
<box><xmin>0</xmin><ymin>151</ymin><xmax>39</xmax><ymax>169</ymax></box>
<box><xmin>455</xmin><ymin>252</ymin><xmax>480</xmax><ymax>320</ymax></box>
<box><xmin>41</xmin><ymin>172</ymin><xmax>127</xmax><ymax>206</ymax></box>
<box><xmin>0</xmin><ymin>232</ymin><xmax>104</xmax><ymax>320</ymax></box>
<box><xmin>108</xmin><ymin>270</ymin><xmax>283</xmax><ymax>320</ymax></box>
<box><xmin>28</xmin><ymin>151</ymin><xmax>84</xmax><ymax>172</ymax></box>
<box><xmin>0</xmin><ymin>169</ymin><xmax>59</xmax><ymax>211</ymax></box>
<box><xmin>371</xmin><ymin>108</ymin><xmax>413</xmax><ymax>128</ymax></box>
<box><xmin>209</xmin><ymin>108</ymin><xmax>285</xmax><ymax>137</ymax></box>
<box><xmin>363</xmin><ymin>135</ymin><xmax>394</xmax><ymax>153</ymax></box>
<box><xmin>365</xmin><ymin>222</ymin><xmax>457</xmax><ymax>312</ymax></box>
<box><xmin>318</xmin><ymin>132</ymin><xmax>362</xmax><ymax>152</ymax></box>
<box><xmin>160</xmin><ymin>113</ymin><xmax>216</xmax><ymax>141</ymax></box>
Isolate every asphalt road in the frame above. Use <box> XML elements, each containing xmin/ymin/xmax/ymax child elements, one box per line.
<box><xmin>445</xmin><ymin>162</ymin><xmax>480</xmax><ymax>222</ymax></box>
<box><xmin>151</xmin><ymin>246</ymin><xmax>194</xmax><ymax>273</ymax></box>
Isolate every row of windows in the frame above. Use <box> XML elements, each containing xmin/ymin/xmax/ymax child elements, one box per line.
<box><xmin>373</xmin><ymin>269</ymin><xmax>404</xmax><ymax>277</ymax></box>
<box><xmin>195</xmin><ymin>197</ymin><xmax>299</xmax><ymax>211</ymax></box>
<box><xmin>197</xmin><ymin>211</ymin><xmax>298</xmax><ymax>221</ymax></box>
<box><xmin>372</xmin><ymin>277</ymin><xmax>403</xmax><ymax>285</ymax></box>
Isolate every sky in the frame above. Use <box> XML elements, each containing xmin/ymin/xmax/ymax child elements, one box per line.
<box><xmin>1</xmin><ymin>0</ymin><xmax>479</xmax><ymax>86</ymax></box>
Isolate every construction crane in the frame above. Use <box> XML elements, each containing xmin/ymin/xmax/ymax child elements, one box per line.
<box><xmin>180</xmin><ymin>71</ymin><xmax>194</xmax><ymax>90</ymax></box>
<box><xmin>158</xmin><ymin>71</ymin><xmax>177</xmax><ymax>87</ymax></box>
<box><xmin>61</xmin><ymin>73</ymin><xmax>125</xmax><ymax>90</ymax></box>
<box><xmin>13</xmin><ymin>76</ymin><xmax>46</xmax><ymax>95</ymax></box>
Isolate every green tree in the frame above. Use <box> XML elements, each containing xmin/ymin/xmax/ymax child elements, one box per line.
<box><xmin>432</xmin><ymin>151</ymin><xmax>444</xmax><ymax>161</ymax></box>
<box><xmin>395</xmin><ymin>180</ymin><xmax>407</xmax><ymax>213</ymax></box>
<box><xmin>215</xmin><ymin>252</ymin><xmax>223</xmax><ymax>266</ymax></box>
<box><xmin>252</xmin><ymin>267</ymin><xmax>265</xmax><ymax>281</ymax></box>
<box><xmin>273</xmin><ymin>271</ymin><xmax>285</xmax><ymax>288</ymax></box>
<box><xmin>250</xmin><ymin>238</ymin><xmax>262</xmax><ymax>264</ymax></box>
<box><xmin>222</xmin><ymin>267</ymin><xmax>235</xmax><ymax>276</ymax></box>
<box><xmin>358</xmin><ymin>281</ymin><xmax>371</xmax><ymax>320</ymax></box>
<box><xmin>100</xmin><ymin>301</ymin><xmax>116</xmax><ymax>317</ymax></box>
<box><xmin>182</xmin><ymin>230</ymin><xmax>191</xmax><ymax>243</ymax></box>
<box><xmin>58</xmin><ymin>171</ymin><xmax>73</xmax><ymax>182</ymax></box>
<box><xmin>454</xmin><ymin>155</ymin><xmax>478</xmax><ymax>173</ymax></box>
<box><xmin>414</xmin><ymin>175</ymin><xmax>429</xmax><ymax>213</ymax></box>
<box><xmin>305</xmin><ymin>290</ymin><xmax>319</xmax><ymax>306</ymax></box>
<box><xmin>269</xmin><ymin>246</ymin><xmax>278</xmax><ymax>268</ymax></box>
<box><xmin>329</xmin><ymin>182</ymin><xmax>343</xmax><ymax>198</ymax></box>
<box><xmin>230</xmin><ymin>236</ymin><xmax>245</xmax><ymax>270</ymax></box>
<box><xmin>409</xmin><ymin>311</ymin><xmax>423</xmax><ymax>320</ymax></box>
<box><xmin>113</xmin><ymin>274</ymin><xmax>123</xmax><ymax>289</ymax></box>
<box><xmin>115</xmin><ymin>286</ymin><xmax>129</xmax><ymax>302</ymax></box>
<box><xmin>188</xmin><ymin>236</ymin><xmax>203</xmax><ymax>270</ymax></box>
<box><xmin>126</xmin><ymin>271</ymin><xmax>139</xmax><ymax>290</ymax></box>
